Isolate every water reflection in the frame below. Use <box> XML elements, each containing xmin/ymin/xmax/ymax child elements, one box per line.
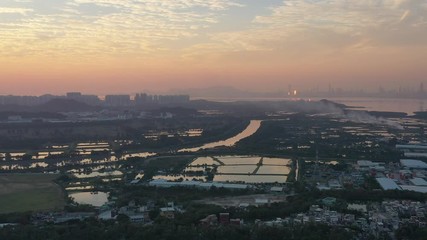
<box><xmin>29</xmin><ymin>162</ymin><xmax>49</xmax><ymax>168</ymax></box>
<box><xmin>189</xmin><ymin>157</ymin><xmax>221</xmax><ymax>166</ymax></box>
<box><xmin>121</xmin><ymin>152</ymin><xmax>156</xmax><ymax>160</ymax></box>
<box><xmin>154</xmin><ymin>155</ymin><xmax>292</xmax><ymax>184</ymax></box>
<box><xmin>263</xmin><ymin>158</ymin><xmax>291</xmax><ymax>166</ymax></box>
<box><xmin>257</xmin><ymin>166</ymin><xmax>290</xmax><ymax>175</ymax></box>
<box><xmin>178</xmin><ymin>120</ymin><xmax>262</xmax><ymax>152</ymax></box>
<box><xmin>66</xmin><ymin>186</ymin><xmax>94</xmax><ymax>191</ymax></box>
<box><xmin>217</xmin><ymin>156</ymin><xmax>261</xmax><ymax>165</ymax></box>
<box><xmin>69</xmin><ymin>192</ymin><xmax>109</xmax><ymax>207</ymax></box>
<box><xmin>217</xmin><ymin>165</ymin><xmax>257</xmax><ymax>174</ymax></box>
<box><xmin>73</xmin><ymin>170</ymin><xmax>123</xmax><ymax>179</ymax></box>
<box><xmin>134</xmin><ymin>172</ymin><xmax>145</xmax><ymax>179</ymax></box>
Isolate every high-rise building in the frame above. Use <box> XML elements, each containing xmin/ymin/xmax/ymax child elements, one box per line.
<box><xmin>105</xmin><ymin>95</ymin><xmax>131</xmax><ymax>106</ymax></box>
<box><xmin>134</xmin><ymin>93</ymin><xmax>190</xmax><ymax>105</ymax></box>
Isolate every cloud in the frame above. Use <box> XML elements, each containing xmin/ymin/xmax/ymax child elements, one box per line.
<box><xmin>0</xmin><ymin>7</ymin><xmax>33</xmax><ymax>15</ymax></box>
<box><xmin>204</xmin><ymin>0</ymin><xmax>427</xmax><ymax>54</ymax></box>
<box><xmin>399</xmin><ymin>9</ymin><xmax>410</xmax><ymax>22</ymax></box>
<box><xmin>0</xmin><ymin>0</ymin><xmax>426</xmax><ymax>84</ymax></box>
<box><xmin>0</xmin><ymin>0</ymin><xmax>243</xmax><ymax>59</ymax></box>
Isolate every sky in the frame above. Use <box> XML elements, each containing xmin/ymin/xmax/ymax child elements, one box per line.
<box><xmin>0</xmin><ymin>0</ymin><xmax>426</xmax><ymax>95</ymax></box>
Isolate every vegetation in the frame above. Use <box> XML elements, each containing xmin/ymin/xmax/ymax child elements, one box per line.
<box><xmin>113</xmin><ymin>185</ymin><xmax>252</xmax><ymax>207</ymax></box>
<box><xmin>0</xmin><ymin>220</ymin><xmax>355</xmax><ymax>240</ymax></box>
<box><xmin>0</xmin><ymin>116</ymin><xmax>246</xmax><ymax>152</ymax></box>
<box><xmin>396</xmin><ymin>224</ymin><xmax>427</xmax><ymax>240</ymax></box>
<box><xmin>0</xmin><ymin>105</ymin><xmax>425</xmax><ymax>240</ymax></box>
<box><xmin>0</xmin><ymin>174</ymin><xmax>65</xmax><ymax>214</ymax></box>
<box><xmin>236</xmin><ymin>117</ymin><xmax>403</xmax><ymax>161</ymax></box>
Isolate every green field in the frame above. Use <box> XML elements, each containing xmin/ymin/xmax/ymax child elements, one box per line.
<box><xmin>0</xmin><ymin>174</ymin><xmax>65</xmax><ymax>214</ymax></box>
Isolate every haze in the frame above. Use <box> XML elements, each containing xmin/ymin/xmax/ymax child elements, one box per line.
<box><xmin>1</xmin><ymin>0</ymin><xmax>426</xmax><ymax>95</ymax></box>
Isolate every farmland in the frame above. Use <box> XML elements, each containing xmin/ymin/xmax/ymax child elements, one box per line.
<box><xmin>0</xmin><ymin>174</ymin><xmax>64</xmax><ymax>213</ymax></box>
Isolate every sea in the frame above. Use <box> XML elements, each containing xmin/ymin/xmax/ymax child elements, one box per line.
<box><xmin>321</xmin><ymin>98</ymin><xmax>427</xmax><ymax>115</ymax></box>
<box><xmin>195</xmin><ymin>97</ymin><xmax>427</xmax><ymax>115</ymax></box>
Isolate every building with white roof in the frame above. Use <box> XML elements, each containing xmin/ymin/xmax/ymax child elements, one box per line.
<box><xmin>400</xmin><ymin>159</ymin><xmax>427</xmax><ymax>169</ymax></box>
<box><xmin>409</xmin><ymin>178</ymin><xmax>427</xmax><ymax>186</ymax></box>
<box><xmin>396</xmin><ymin>145</ymin><xmax>427</xmax><ymax>158</ymax></box>
<box><xmin>357</xmin><ymin>160</ymin><xmax>377</xmax><ymax>168</ymax></box>
<box><xmin>396</xmin><ymin>144</ymin><xmax>427</xmax><ymax>150</ymax></box>
<box><xmin>376</xmin><ymin>178</ymin><xmax>401</xmax><ymax>190</ymax></box>
<box><xmin>357</xmin><ymin>160</ymin><xmax>385</xmax><ymax>171</ymax></box>
<box><xmin>404</xmin><ymin>152</ymin><xmax>427</xmax><ymax>158</ymax></box>
<box><xmin>270</xmin><ymin>186</ymin><xmax>284</xmax><ymax>192</ymax></box>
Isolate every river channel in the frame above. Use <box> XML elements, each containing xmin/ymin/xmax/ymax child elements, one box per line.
<box><xmin>178</xmin><ymin>120</ymin><xmax>262</xmax><ymax>152</ymax></box>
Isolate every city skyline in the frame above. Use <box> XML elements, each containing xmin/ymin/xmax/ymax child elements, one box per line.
<box><xmin>1</xmin><ymin>82</ymin><xmax>427</xmax><ymax>101</ymax></box>
<box><xmin>1</xmin><ymin>0</ymin><xmax>427</xmax><ymax>94</ymax></box>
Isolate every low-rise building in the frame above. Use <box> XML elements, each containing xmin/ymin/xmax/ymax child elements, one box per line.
<box><xmin>199</xmin><ymin>214</ymin><xmax>218</xmax><ymax>226</ymax></box>
<box><xmin>160</xmin><ymin>207</ymin><xmax>176</xmax><ymax>219</ymax></box>
<box><xmin>376</xmin><ymin>178</ymin><xmax>401</xmax><ymax>190</ymax></box>
<box><xmin>400</xmin><ymin>159</ymin><xmax>427</xmax><ymax>170</ymax></box>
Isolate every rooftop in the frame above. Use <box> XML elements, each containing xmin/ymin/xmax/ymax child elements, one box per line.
<box><xmin>409</xmin><ymin>178</ymin><xmax>427</xmax><ymax>186</ymax></box>
<box><xmin>376</xmin><ymin>178</ymin><xmax>401</xmax><ymax>190</ymax></box>
<box><xmin>396</xmin><ymin>144</ymin><xmax>427</xmax><ymax>150</ymax></box>
<box><xmin>400</xmin><ymin>159</ymin><xmax>427</xmax><ymax>169</ymax></box>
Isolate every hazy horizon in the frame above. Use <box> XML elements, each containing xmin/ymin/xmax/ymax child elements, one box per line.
<box><xmin>1</xmin><ymin>0</ymin><xmax>426</xmax><ymax>95</ymax></box>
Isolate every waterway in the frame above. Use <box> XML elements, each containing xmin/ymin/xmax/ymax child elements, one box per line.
<box><xmin>178</xmin><ymin>120</ymin><xmax>262</xmax><ymax>152</ymax></box>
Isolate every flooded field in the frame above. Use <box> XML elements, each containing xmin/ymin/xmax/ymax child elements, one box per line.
<box><xmin>217</xmin><ymin>156</ymin><xmax>261</xmax><ymax>165</ymax></box>
<box><xmin>154</xmin><ymin>155</ymin><xmax>292</xmax><ymax>184</ymax></box>
<box><xmin>66</xmin><ymin>186</ymin><xmax>94</xmax><ymax>191</ymax></box>
<box><xmin>184</xmin><ymin>166</ymin><xmax>207</xmax><ymax>172</ymax></box>
<box><xmin>263</xmin><ymin>158</ymin><xmax>291</xmax><ymax>165</ymax></box>
<box><xmin>69</xmin><ymin>192</ymin><xmax>109</xmax><ymax>207</ymax></box>
<box><xmin>72</xmin><ymin>170</ymin><xmax>123</xmax><ymax>179</ymax></box>
<box><xmin>217</xmin><ymin>165</ymin><xmax>258</xmax><ymax>174</ymax></box>
<box><xmin>0</xmin><ymin>147</ymin><xmax>155</xmax><ymax>173</ymax></box>
<box><xmin>189</xmin><ymin>157</ymin><xmax>220</xmax><ymax>166</ymax></box>
<box><xmin>121</xmin><ymin>152</ymin><xmax>156</xmax><ymax>160</ymax></box>
<box><xmin>257</xmin><ymin>166</ymin><xmax>291</xmax><ymax>175</ymax></box>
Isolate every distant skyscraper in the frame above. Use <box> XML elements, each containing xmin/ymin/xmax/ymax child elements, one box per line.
<box><xmin>105</xmin><ymin>95</ymin><xmax>131</xmax><ymax>106</ymax></box>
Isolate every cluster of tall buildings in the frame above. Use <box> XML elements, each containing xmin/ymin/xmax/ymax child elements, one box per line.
<box><xmin>300</xmin><ymin>82</ymin><xmax>427</xmax><ymax>99</ymax></box>
<box><xmin>0</xmin><ymin>92</ymin><xmax>190</xmax><ymax>107</ymax></box>
<box><xmin>105</xmin><ymin>93</ymin><xmax>190</xmax><ymax>106</ymax></box>
<box><xmin>0</xmin><ymin>94</ymin><xmax>63</xmax><ymax>106</ymax></box>
<box><xmin>134</xmin><ymin>93</ymin><xmax>190</xmax><ymax>105</ymax></box>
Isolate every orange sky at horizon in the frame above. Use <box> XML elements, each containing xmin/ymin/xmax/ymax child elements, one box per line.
<box><xmin>1</xmin><ymin>0</ymin><xmax>426</xmax><ymax>95</ymax></box>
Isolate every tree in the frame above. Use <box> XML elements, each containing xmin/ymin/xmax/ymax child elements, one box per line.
<box><xmin>116</xmin><ymin>214</ymin><xmax>130</xmax><ymax>224</ymax></box>
<box><xmin>5</xmin><ymin>153</ymin><xmax>11</xmax><ymax>161</ymax></box>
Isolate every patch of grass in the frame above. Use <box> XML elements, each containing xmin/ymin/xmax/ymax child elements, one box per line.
<box><xmin>0</xmin><ymin>174</ymin><xmax>65</xmax><ymax>214</ymax></box>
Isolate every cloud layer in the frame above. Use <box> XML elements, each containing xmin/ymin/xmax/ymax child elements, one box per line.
<box><xmin>0</xmin><ymin>0</ymin><xmax>426</xmax><ymax>94</ymax></box>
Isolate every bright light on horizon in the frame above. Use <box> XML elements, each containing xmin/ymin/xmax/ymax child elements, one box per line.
<box><xmin>0</xmin><ymin>0</ymin><xmax>426</xmax><ymax>95</ymax></box>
